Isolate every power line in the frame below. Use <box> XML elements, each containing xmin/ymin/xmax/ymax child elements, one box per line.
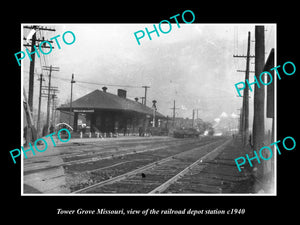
<box><xmin>51</xmin><ymin>74</ymin><xmax>145</xmax><ymax>89</ymax></box>
<box><xmin>74</xmin><ymin>83</ymin><xmax>94</xmax><ymax>92</ymax></box>
<box><xmin>78</xmin><ymin>80</ymin><xmax>143</xmax><ymax>88</ymax></box>
<box><xmin>24</xmin><ymin>25</ymin><xmax>56</xmax><ymax>110</ymax></box>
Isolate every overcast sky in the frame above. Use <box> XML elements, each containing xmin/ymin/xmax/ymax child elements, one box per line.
<box><xmin>22</xmin><ymin>23</ymin><xmax>275</xmax><ymax>127</ymax></box>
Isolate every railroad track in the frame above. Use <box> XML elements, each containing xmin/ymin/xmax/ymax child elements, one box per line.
<box><xmin>65</xmin><ymin>137</ymin><xmax>223</xmax><ymax>191</ymax></box>
<box><xmin>24</xmin><ymin>138</ymin><xmax>207</xmax><ymax>174</ymax></box>
<box><xmin>72</xmin><ymin>138</ymin><xmax>231</xmax><ymax>194</ymax></box>
<box><xmin>60</xmin><ymin>138</ymin><xmax>200</xmax><ymax>163</ymax></box>
<box><xmin>26</xmin><ymin>137</ymin><xmax>179</xmax><ymax>161</ymax></box>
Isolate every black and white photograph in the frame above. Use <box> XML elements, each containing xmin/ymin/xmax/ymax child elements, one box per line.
<box><xmin>21</xmin><ymin>23</ymin><xmax>276</xmax><ymax>195</ymax></box>
<box><xmin>3</xmin><ymin>4</ymin><xmax>298</xmax><ymax>220</ymax></box>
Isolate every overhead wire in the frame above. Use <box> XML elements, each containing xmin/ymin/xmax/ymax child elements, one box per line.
<box><xmin>50</xmin><ymin>74</ymin><xmax>145</xmax><ymax>89</ymax></box>
<box><xmin>76</xmin><ymin>79</ymin><xmax>143</xmax><ymax>88</ymax></box>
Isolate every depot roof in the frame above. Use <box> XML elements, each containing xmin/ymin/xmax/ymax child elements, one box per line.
<box><xmin>57</xmin><ymin>89</ymin><xmax>165</xmax><ymax>118</ymax></box>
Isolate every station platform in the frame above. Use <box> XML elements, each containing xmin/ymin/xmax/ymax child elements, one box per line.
<box><xmin>195</xmin><ymin>136</ymin><xmax>275</xmax><ymax>194</ymax></box>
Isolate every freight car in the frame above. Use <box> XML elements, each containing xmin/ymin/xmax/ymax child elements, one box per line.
<box><xmin>173</xmin><ymin>128</ymin><xmax>200</xmax><ymax>138</ymax></box>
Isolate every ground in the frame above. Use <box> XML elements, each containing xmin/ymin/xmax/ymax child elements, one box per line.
<box><xmin>23</xmin><ymin>135</ymin><xmax>273</xmax><ymax>194</ymax></box>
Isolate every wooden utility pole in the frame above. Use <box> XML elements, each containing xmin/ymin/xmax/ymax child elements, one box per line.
<box><xmin>170</xmin><ymin>100</ymin><xmax>179</xmax><ymax>127</ymax></box>
<box><xmin>243</xmin><ymin>31</ymin><xmax>251</xmax><ymax>145</ymax></box>
<box><xmin>36</xmin><ymin>74</ymin><xmax>45</xmax><ymax>136</ymax></box>
<box><xmin>51</xmin><ymin>92</ymin><xmax>58</xmax><ymax>125</ymax></box>
<box><xmin>264</xmin><ymin>48</ymin><xmax>275</xmax><ymax>180</ymax></box>
<box><xmin>23</xmin><ymin>88</ymin><xmax>37</xmax><ymax>144</ymax></box>
<box><xmin>152</xmin><ymin>100</ymin><xmax>157</xmax><ymax>127</ymax></box>
<box><xmin>142</xmin><ymin>86</ymin><xmax>150</xmax><ymax>106</ymax></box>
<box><xmin>237</xmin><ymin>108</ymin><xmax>242</xmax><ymax>133</ymax></box>
<box><xmin>192</xmin><ymin>109</ymin><xmax>195</xmax><ymax>127</ymax></box>
<box><xmin>233</xmin><ymin>31</ymin><xmax>253</xmax><ymax>145</ymax></box>
<box><xmin>265</xmin><ymin>49</ymin><xmax>275</xmax><ymax>143</ymax></box>
<box><xmin>42</xmin><ymin>65</ymin><xmax>60</xmax><ymax>133</ymax></box>
<box><xmin>69</xmin><ymin>74</ymin><xmax>76</xmax><ymax>126</ymax></box>
<box><xmin>23</xmin><ymin>25</ymin><xmax>56</xmax><ymax>111</ymax></box>
<box><xmin>27</xmin><ymin>29</ymin><xmax>36</xmax><ymax>111</ymax></box>
<box><xmin>253</xmin><ymin>26</ymin><xmax>265</xmax><ymax>151</ymax></box>
<box><xmin>193</xmin><ymin>108</ymin><xmax>200</xmax><ymax>120</ymax></box>
<box><xmin>41</xmin><ymin>85</ymin><xmax>59</xmax><ymax>130</ymax></box>
<box><xmin>172</xmin><ymin>100</ymin><xmax>176</xmax><ymax>127</ymax></box>
<box><xmin>140</xmin><ymin>97</ymin><xmax>145</xmax><ymax>105</ymax></box>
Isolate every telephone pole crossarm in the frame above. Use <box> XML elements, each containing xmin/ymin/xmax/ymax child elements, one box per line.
<box><xmin>233</xmin><ymin>31</ymin><xmax>252</xmax><ymax>145</ymax></box>
<box><xmin>24</xmin><ymin>26</ymin><xmax>56</xmax><ymax>32</ymax></box>
<box><xmin>42</xmin><ymin>65</ymin><xmax>60</xmax><ymax>134</ymax></box>
<box><xmin>233</xmin><ymin>54</ymin><xmax>255</xmax><ymax>58</ymax></box>
<box><xmin>24</xmin><ymin>25</ymin><xmax>56</xmax><ymax>111</ymax></box>
<box><xmin>237</xmin><ymin>70</ymin><xmax>255</xmax><ymax>73</ymax></box>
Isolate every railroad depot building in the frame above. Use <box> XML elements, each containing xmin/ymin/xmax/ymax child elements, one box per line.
<box><xmin>57</xmin><ymin>87</ymin><xmax>165</xmax><ymax>136</ymax></box>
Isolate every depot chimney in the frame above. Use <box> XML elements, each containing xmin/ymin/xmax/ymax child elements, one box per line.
<box><xmin>117</xmin><ymin>89</ymin><xmax>127</xmax><ymax>98</ymax></box>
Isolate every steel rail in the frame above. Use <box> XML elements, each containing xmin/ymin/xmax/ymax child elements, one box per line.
<box><xmin>148</xmin><ymin>139</ymin><xmax>232</xmax><ymax>194</ymax></box>
<box><xmin>24</xmin><ymin>139</ymin><xmax>202</xmax><ymax>173</ymax></box>
<box><xmin>60</xmin><ymin>138</ymin><xmax>196</xmax><ymax>159</ymax></box>
<box><xmin>72</xmin><ymin>139</ymin><xmax>225</xmax><ymax>193</ymax></box>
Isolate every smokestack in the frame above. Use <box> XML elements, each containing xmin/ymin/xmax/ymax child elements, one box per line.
<box><xmin>102</xmin><ymin>86</ymin><xmax>107</xmax><ymax>92</ymax></box>
<box><xmin>117</xmin><ymin>89</ymin><xmax>127</xmax><ymax>98</ymax></box>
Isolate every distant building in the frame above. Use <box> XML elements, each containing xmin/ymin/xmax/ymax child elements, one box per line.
<box><xmin>57</xmin><ymin>87</ymin><xmax>165</xmax><ymax>136</ymax></box>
